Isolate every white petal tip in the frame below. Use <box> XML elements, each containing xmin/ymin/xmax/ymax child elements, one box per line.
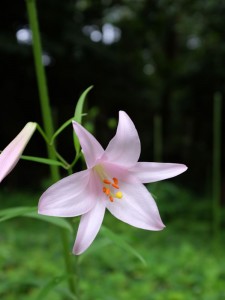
<box><xmin>182</xmin><ymin>165</ymin><xmax>188</xmax><ymax>172</ymax></box>
<box><xmin>73</xmin><ymin>246</ymin><xmax>83</xmax><ymax>255</ymax></box>
<box><xmin>151</xmin><ymin>222</ymin><xmax>166</xmax><ymax>231</ymax></box>
<box><xmin>160</xmin><ymin>224</ymin><xmax>166</xmax><ymax>230</ymax></box>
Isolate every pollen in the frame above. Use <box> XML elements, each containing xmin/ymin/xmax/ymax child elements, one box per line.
<box><xmin>105</xmin><ymin>188</ymin><xmax>110</xmax><ymax>195</ymax></box>
<box><xmin>112</xmin><ymin>183</ymin><xmax>119</xmax><ymax>189</ymax></box>
<box><xmin>101</xmin><ymin>176</ymin><xmax>123</xmax><ymax>202</ymax></box>
<box><xmin>103</xmin><ymin>179</ymin><xmax>111</xmax><ymax>184</ymax></box>
<box><xmin>113</xmin><ymin>177</ymin><xmax>119</xmax><ymax>185</ymax></box>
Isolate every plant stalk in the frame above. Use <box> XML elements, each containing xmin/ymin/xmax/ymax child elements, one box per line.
<box><xmin>25</xmin><ymin>0</ymin><xmax>77</xmax><ymax>296</ymax></box>
<box><xmin>212</xmin><ymin>92</ymin><xmax>222</xmax><ymax>248</ymax></box>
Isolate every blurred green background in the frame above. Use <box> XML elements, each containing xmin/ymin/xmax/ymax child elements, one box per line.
<box><xmin>0</xmin><ymin>0</ymin><xmax>224</xmax><ymax>299</ymax></box>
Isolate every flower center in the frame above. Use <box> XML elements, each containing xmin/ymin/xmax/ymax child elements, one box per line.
<box><xmin>94</xmin><ymin>165</ymin><xmax>123</xmax><ymax>202</ymax></box>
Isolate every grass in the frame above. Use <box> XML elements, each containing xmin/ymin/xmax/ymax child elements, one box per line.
<box><xmin>0</xmin><ymin>182</ymin><xmax>224</xmax><ymax>300</ymax></box>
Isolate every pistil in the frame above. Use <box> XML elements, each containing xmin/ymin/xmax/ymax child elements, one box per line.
<box><xmin>94</xmin><ymin>164</ymin><xmax>123</xmax><ymax>202</ymax></box>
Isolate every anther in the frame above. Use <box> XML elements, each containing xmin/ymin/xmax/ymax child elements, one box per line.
<box><xmin>112</xmin><ymin>183</ymin><xmax>119</xmax><ymax>189</ymax></box>
<box><xmin>105</xmin><ymin>188</ymin><xmax>110</xmax><ymax>195</ymax></box>
<box><xmin>109</xmin><ymin>196</ymin><xmax>114</xmax><ymax>202</ymax></box>
<box><xmin>103</xmin><ymin>179</ymin><xmax>111</xmax><ymax>184</ymax></box>
<box><xmin>113</xmin><ymin>177</ymin><xmax>119</xmax><ymax>185</ymax></box>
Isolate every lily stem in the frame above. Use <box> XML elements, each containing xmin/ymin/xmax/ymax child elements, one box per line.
<box><xmin>213</xmin><ymin>92</ymin><xmax>222</xmax><ymax>251</ymax></box>
<box><xmin>25</xmin><ymin>0</ymin><xmax>77</xmax><ymax>296</ymax></box>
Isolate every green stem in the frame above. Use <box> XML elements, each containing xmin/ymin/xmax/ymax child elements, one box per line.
<box><xmin>36</xmin><ymin>124</ymin><xmax>71</xmax><ymax>169</ymax></box>
<box><xmin>26</xmin><ymin>0</ymin><xmax>59</xmax><ymax>181</ymax></box>
<box><xmin>60</xmin><ymin>231</ymin><xmax>77</xmax><ymax>296</ymax></box>
<box><xmin>25</xmin><ymin>0</ymin><xmax>77</xmax><ymax>296</ymax></box>
<box><xmin>212</xmin><ymin>92</ymin><xmax>222</xmax><ymax>249</ymax></box>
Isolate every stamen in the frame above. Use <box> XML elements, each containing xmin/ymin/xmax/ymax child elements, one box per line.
<box><xmin>95</xmin><ymin>166</ymin><xmax>123</xmax><ymax>202</ymax></box>
<box><xmin>103</xmin><ymin>179</ymin><xmax>111</xmax><ymax>184</ymax></box>
<box><xmin>113</xmin><ymin>177</ymin><xmax>118</xmax><ymax>185</ymax></box>
<box><xmin>103</xmin><ymin>187</ymin><xmax>110</xmax><ymax>195</ymax></box>
<box><xmin>105</xmin><ymin>188</ymin><xmax>110</xmax><ymax>195</ymax></box>
<box><xmin>112</xmin><ymin>183</ymin><xmax>119</xmax><ymax>189</ymax></box>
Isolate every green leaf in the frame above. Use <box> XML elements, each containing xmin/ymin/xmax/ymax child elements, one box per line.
<box><xmin>35</xmin><ymin>274</ymin><xmax>78</xmax><ymax>300</ymax></box>
<box><xmin>0</xmin><ymin>206</ymin><xmax>73</xmax><ymax>233</ymax></box>
<box><xmin>21</xmin><ymin>155</ymin><xmax>65</xmax><ymax>167</ymax></box>
<box><xmin>79</xmin><ymin>238</ymin><xmax>112</xmax><ymax>263</ymax></box>
<box><xmin>50</xmin><ymin>117</ymin><xmax>74</xmax><ymax>145</ymax></box>
<box><xmin>24</xmin><ymin>211</ymin><xmax>74</xmax><ymax>233</ymax></box>
<box><xmin>73</xmin><ymin>86</ymin><xmax>93</xmax><ymax>155</ymax></box>
<box><xmin>101</xmin><ymin>225</ymin><xmax>147</xmax><ymax>266</ymax></box>
<box><xmin>0</xmin><ymin>206</ymin><xmax>36</xmax><ymax>222</ymax></box>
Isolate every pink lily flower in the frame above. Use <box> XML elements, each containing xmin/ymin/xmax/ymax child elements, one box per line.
<box><xmin>0</xmin><ymin>122</ymin><xmax>37</xmax><ymax>183</ymax></box>
<box><xmin>39</xmin><ymin>111</ymin><xmax>187</xmax><ymax>255</ymax></box>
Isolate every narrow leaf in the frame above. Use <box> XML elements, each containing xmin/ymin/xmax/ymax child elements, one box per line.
<box><xmin>0</xmin><ymin>206</ymin><xmax>73</xmax><ymax>233</ymax></box>
<box><xmin>35</xmin><ymin>274</ymin><xmax>77</xmax><ymax>300</ymax></box>
<box><xmin>24</xmin><ymin>211</ymin><xmax>73</xmax><ymax>233</ymax></box>
<box><xmin>0</xmin><ymin>206</ymin><xmax>36</xmax><ymax>222</ymax></box>
<box><xmin>21</xmin><ymin>155</ymin><xmax>64</xmax><ymax>167</ymax></box>
<box><xmin>50</xmin><ymin>117</ymin><xmax>74</xmax><ymax>144</ymax></box>
<box><xmin>73</xmin><ymin>86</ymin><xmax>93</xmax><ymax>154</ymax></box>
<box><xmin>101</xmin><ymin>225</ymin><xmax>147</xmax><ymax>265</ymax></box>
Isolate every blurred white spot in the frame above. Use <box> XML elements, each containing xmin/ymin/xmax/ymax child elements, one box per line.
<box><xmin>16</xmin><ymin>28</ymin><xmax>32</xmax><ymax>45</ymax></box>
<box><xmin>82</xmin><ymin>23</ymin><xmax>121</xmax><ymax>44</ymax></box>
<box><xmin>186</xmin><ymin>36</ymin><xmax>201</xmax><ymax>50</ymax></box>
<box><xmin>90</xmin><ymin>30</ymin><xmax>102</xmax><ymax>42</ymax></box>
<box><xmin>102</xmin><ymin>23</ymin><xmax>121</xmax><ymax>45</ymax></box>
<box><xmin>42</xmin><ymin>53</ymin><xmax>52</xmax><ymax>66</ymax></box>
<box><xmin>143</xmin><ymin>64</ymin><xmax>155</xmax><ymax>76</ymax></box>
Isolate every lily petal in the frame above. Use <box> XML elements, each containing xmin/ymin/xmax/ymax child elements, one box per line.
<box><xmin>73</xmin><ymin>198</ymin><xmax>106</xmax><ymax>255</ymax></box>
<box><xmin>103</xmin><ymin>111</ymin><xmax>141</xmax><ymax>167</ymax></box>
<box><xmin>131</xmin><ymin>162</ymin><xmax>188</xmax><ymax>183</ymax></box>
<box><xmin>107</xmin><ymin>181</ymin><xmax>165</xmax><ymax>230</ymax></box>
<box><xmin>0</xmin><ymin>122</ymin><xmax>36</xmax><ymax>183</ymax></box>
<box><xmin>38</xmin><ymin>170</ymin><xmax>95</xmax><ymax>217</ymax></box>
<box><xmin>72</xmin><ymin>121</ymin><xmax>104</xmax><ymax>168</ymax></box>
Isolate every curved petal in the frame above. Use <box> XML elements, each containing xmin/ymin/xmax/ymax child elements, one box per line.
<box><xmin>103</xmin><ymin>111</ymin><xmax>141</xmax><ymax>167</ymax></box>
<box><xmin>73</xmin><ymin>198</ymin><xmax>106</xmax><ymax>255</ymax></box>
<box><xmin>103</xmin><ymin>161</ymin><xmax>134</xmax><ymax>183</ymax></box>
<box><xmin>38</xmin><ymin>169</ymin><xmax>96</xmax><ymax>217</ymax></box>
<box><xmin>0</xmin><ymin>122</ymin><xmax>36</xmax><ymax>183</ymax></box>
<box><xmin>131</xmin><ymin>162</ymin><xmax>188</xmax><ymax>183</ymax></box>
<box><xmin>73</xmin><ymin>121</ymin><xmax>104</xmax><ymax>168</ymax></box>
<box><xmin>106</xmin><ymin>181</ymin><xmax>165</xmax><ymax>230</ymax></box>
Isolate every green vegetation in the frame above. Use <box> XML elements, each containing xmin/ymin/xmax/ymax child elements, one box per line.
<box><xmin>1</xmin><ymin>183</ymin><xmax>224</xmax><ymax>300</ymax></box>
<box><xmin>1</xmin><ymin>1</ymin><xmax>224</xmax><ymax>299</ymax></box>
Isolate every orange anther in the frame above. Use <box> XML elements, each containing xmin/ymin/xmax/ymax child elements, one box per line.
<box><xmin>103</xmin><ymin>179</ymin><xmax>111</xmax><ymax>184</ymax></box>
<box><xmin>105</xmin><ymin>188</ymin><xmax>110</xmax><ymax>195</ymax></box>
<box><xmin>112</xmin><ymin>183</ymin><xmax>119</xmax><ymax>189</ymax></box>
<box><xmin>109</xmin><ymin>196</ymin><xmax>114</xmax><ymax>202</ymax></box>
<box><xmin>103</xmin><ymin>187</ymin><xmax>106</xmax><ymax>193</ymax></box>
<box><xmin>113</xmin><ymin>177</ymin><xmax>119</xmax><ymax>185</ymax></box>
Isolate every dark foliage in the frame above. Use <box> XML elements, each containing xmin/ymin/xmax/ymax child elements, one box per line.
<box><xmin>0</xmin><ymin>0</ymin><xmax>224</xmax><ymax>192</ymax></box>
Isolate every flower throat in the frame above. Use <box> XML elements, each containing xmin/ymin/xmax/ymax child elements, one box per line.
<box><xmin>94</xmin><ymin>165</ymin><xmax>123</xmax><ymax>202</ymax></box>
